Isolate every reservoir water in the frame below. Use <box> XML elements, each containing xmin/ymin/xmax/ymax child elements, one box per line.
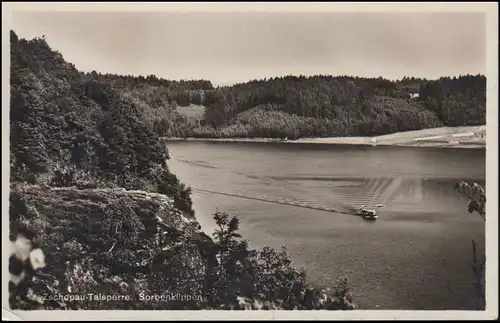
<box><xmin>166</xmin><ymin>141</ymin><xmax>486</xmax><ymax>310</ymax></box>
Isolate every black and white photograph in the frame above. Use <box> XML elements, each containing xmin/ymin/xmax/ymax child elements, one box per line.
<box><xmin>3</xmin><ymin>2</ymin><xmax>498</xmax><ymax>321</ymax></box>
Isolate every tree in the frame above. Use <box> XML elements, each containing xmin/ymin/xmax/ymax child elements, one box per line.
<box><xmin>209</xmin><ymin>212</ymin><xmax>356</xmax><ymax>310</ymax></box>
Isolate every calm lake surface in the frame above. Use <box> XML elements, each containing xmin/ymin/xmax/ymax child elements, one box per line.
<box><xmin>166</xmin><ymin>141</ymin><xmax>486</xmax><ymax>310</ymax></box>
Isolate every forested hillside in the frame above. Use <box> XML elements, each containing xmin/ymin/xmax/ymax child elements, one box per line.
<box><xmin>194</xmin><ymin>74</ymin><xmax>486</xmax><ymax>139</ymax></box>
<box><xmin>42</xmin><ymin>55</ymin><xmax>486</xmax><ymax>141</ymax></box>
<box><xmin>92</xmin><ymin>72</ymin><xmax>485</xmax><ymax>140</ymax></box>
<box><xmin>9</xmin><ymin>31</ymin><xmax>355</xmax><ymax>311</ymax></box>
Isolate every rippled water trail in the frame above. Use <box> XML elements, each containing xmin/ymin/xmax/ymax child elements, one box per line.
<box><xmin>167</xmin><ymin>141</ymin><xmax>486</xmax><ymax>310</ymax></box>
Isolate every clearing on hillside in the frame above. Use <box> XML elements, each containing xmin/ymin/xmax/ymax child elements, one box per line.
<box><xmin>176</xmin><ymin>104</ymin><xmax>206</xmax><ymax>119</ymax></box>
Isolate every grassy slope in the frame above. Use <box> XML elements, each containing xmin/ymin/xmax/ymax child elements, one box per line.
<box><xmin>176</xmin><ymin>104</ymin><xmax>206</xmax><ymax>119</ymax></box>
<box><xmin>166</xmin><ymin>125</ymin><xmax>486</xmax><ymax>149</ymax></box>
<box><xmin>293</xmin><ymin>125</ymin><xmax>486</xmax><ymax>147</ymax></box>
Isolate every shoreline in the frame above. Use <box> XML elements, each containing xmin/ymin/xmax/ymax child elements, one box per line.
<box><xmin>163</xmin><ymin>126</ymin><xmax>486</xmax><ymax>150</ymax></box>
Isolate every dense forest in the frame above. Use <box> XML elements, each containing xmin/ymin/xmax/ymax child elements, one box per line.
<box><xmin>196</xmin><ymin>74</ymin><xmax>486</xmax><ymax>139</ymax></box>
<box><xmin>9</xmin><ymin>31</ymin><xmax>356</xmax><ymax>310</ymax></box>
<box><xmin>76</xmin><ymin>67</ymin><xmax>486</xmax><ymax>140</ymax></box>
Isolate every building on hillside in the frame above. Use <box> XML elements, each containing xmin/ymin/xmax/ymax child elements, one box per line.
<box><xmin>406</xmin><ymin>86</ymin><xmax>420</xmax><ymax>99</ymax></box>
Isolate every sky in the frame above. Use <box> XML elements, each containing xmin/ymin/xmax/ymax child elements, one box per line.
<box><xmin>11</xmin><ymin>10</ymin><xmax>486</xmax><ymax>86</ymax></box>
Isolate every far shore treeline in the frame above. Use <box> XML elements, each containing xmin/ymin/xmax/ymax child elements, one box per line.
<box><xmin>80</xmin><ymin>67</ymin><xmax>485</xmax><ymax>140</ymax></box>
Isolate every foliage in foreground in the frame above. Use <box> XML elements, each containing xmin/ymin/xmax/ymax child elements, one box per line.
<box><xmin>9</xmin><ymin>191</ymin><xmax>355</xmax><ymax>310</ymax></box>
<box><xmin>207</xmin><ymin>212</ymin><xmax>355</xmax><ymax>310</ymax></box>
<box><xmin>454</xmin><ymin>180</ymin><xmax>486</xmax><ymax>310</ymax></box>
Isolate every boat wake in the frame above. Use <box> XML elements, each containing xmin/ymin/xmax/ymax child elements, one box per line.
<box><xmin>190</xmin><ymin>174</ymin><xmax>407</xmax><ymax>221</ymax></box>
<box><xmin>191</xmin><ymin>187</ymin><xmax>358</xmax><ymax>216</ymax></box>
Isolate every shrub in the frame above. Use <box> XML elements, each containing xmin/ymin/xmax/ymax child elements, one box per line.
<box><xmin>454</xmin><ymin>180</ymin><xmax>486</xmax><ymax>310</ymax></box>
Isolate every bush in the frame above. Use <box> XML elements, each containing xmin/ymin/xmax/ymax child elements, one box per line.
<box><xmin>9</xmin><ymin>209</ymin><xmax>356</xmax><ymax>311</ymax></box>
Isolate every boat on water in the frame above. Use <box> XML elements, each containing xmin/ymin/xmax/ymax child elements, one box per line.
<box><xmin>357</xmin><ymin>205</ymin><xmax>378</xmax><ymax>220</ymax></box>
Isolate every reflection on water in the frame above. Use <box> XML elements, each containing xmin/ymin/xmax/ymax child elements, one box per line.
<box><xmin>166</xmin><ymin>141</ymin><xmax>486</xmax><ymax>310</ymax></box>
